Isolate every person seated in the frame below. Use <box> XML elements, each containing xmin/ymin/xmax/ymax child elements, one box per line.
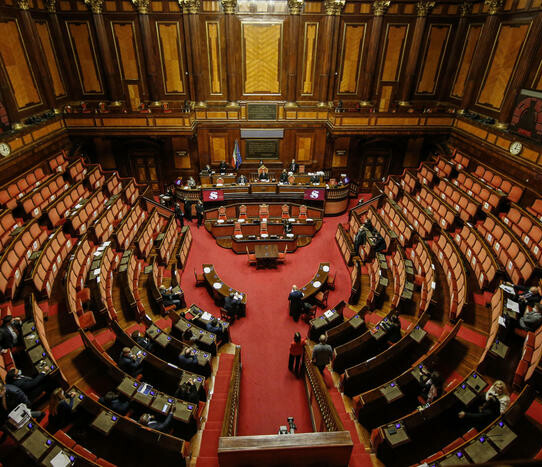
<box><xmin>0</xmin><ymin>315</ymin><xmax>22</xmax><ymax>352</ymax></box>
<box><xmin>382</xmin><ymin>313</ymin><xmax>402</xmax><ymax>343</ymax></box>
<box><xmin>519</xmin><ymin>303</ymin><xmax>542</xmax><ymax>332</ymax></box>
<box><xmin>118</xmin><ymin>347</ymin><xmax>144</xmax><ymax>377</ymax></box>
<box><xmin>205</xmin><ymin>317</ymin><xmax>224</xmax><ymax>338</ymax></box>
<box><xmin>288</xmin><ymin>285</ymin><xmax>304</xmax><ymax>322</ymax></box>
<box><xmin>258</xmin><ymin>169</ymin><xmax>269</xmax><ymax>181</ymax></box>
<box><xmin>5</xmin><ymin>368</ymin><xmax>53</xmax><ymax>401</ymax></box>
<box><xmin>178</xmin><ymin>347</ymin><xmax>198</xmax><ymax>372</ymax></box>
<box><xmin>131</xmin><ymin>330</ymin><xmax>154</xmax><ymax>352</ymax></box>
<box><xmin>458</xmin><ymin>389</ymin><xmax>502</xmax><ymax>430</ymax></box>
<box><xmin>279</xmin><ymin>169</ymin><xmax>289</xmax><ymax>183</ymax></box>
<box><xmin>284</xmin><ymin>221</ymin><xmax>293</xmax><ymax>235</ymax></box>
<box><xmin>485</xmin><ymin>380</ymin><xmax>510</xmax><ymax>414</ymax></box>
<box><xmin>289</xmin><ymin>158</ymin><xmax>298</xmax><ymax>173</ymax></box>
<box><xmin>224</xmin><ymin>292</ymin><xmax>240</xmax><ymax>321</ymax></box>
<box><xmin>353</xmin><ymin>220</ymin><xmax>373</xmax><ymax>253</ymax></box>
<box><xmin>372</xmin><ymin>232</ymin><xmax>386</xmax><ymax>253</ymax></box>
<box><xmin>186</xmin><ymin>176</ymin><xmax>197</xmax><ymax>188</ymax></box>
<box><xmin>310</xmin><ymin>174</ymin><xmax>320</xmax><ymax>184</ymax></box>
<box><xmin>509</xmin><ymin>283</ymin><xmax>542</xmax><ymax>313</ymax></box>
<box><xmin>0</xmin><ymin>381</ymin><xmax>45</xmax><ymax>424</ymax></box>
<box><xmin>139</xmin><ymin>408</ymin><xmax>174</xmax><ymax>433</ymax></box>
<box><xmin>175</xmin><ymin>378</ymin><xmax>199</xmax><ymax>404</ymax></box>
<box><xmin>237</xmin><ymin>173</ymin><xmax>248</xmax><ymax>184</ymax></box>
<box><xmin>202</xmin><ymin>164</ymin><xmax>213</xmax><ymax>175</ymax></box>
<box><xmin>48</xmin><ymin>388</ymin><xmax>77</xmax><ymax>431</ymax></box>
<box><xmin>159</xmin><ymin>285</ymin><xmax>184</xmax><ymax>310</ymax></box>
<box><xmin>419</xmin><ymin>369</ymin><xmax>442</xmax><ymax>405</ymax></box>
<box><xmin>219</xmin><ymin>160</ymin><xmax>228</xmax><ymax>174</ymax></box>
<box><xmin>99</xmin><ymin>391</ymin><xmax>130</xmax><ymax>416</ymax></box>
<box><xmin>184</xmin><ymin>328</ymin><xmax>198</xmax><ymax>345</ymax></box>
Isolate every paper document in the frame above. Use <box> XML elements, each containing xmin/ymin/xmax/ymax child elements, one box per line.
<box><xmin>500</xmin><ymin>284</ymin><xmax>515</xmax><ymax>294</ymax></box>
<box><xmin>506</xmin><ymin>299</ymin><xmax>520</xmax><ymax>313</ymax></box>
<box><xmin>498</xmin><ymin>316</ymin><xmax>507</xmax><ymax>327</ymax></box>
<box><xmin>50</xmin><ymin>451</ymin><xmax>71</xmax><ymax>467</ymax></box>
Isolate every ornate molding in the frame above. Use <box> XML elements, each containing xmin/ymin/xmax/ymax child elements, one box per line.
<box><xmin>46</xmin><ymin>0</ymin><xmax>56</xmax><ymax>12</ymax></box>
<box><xmin>132</xmin><ymin>0</ymin><xmax>151</xmax><ymax>13</ymax></box>
<box><xmin>221</xmin><ymin>0</ymin><xmax>237</xmax><ymax>14</ymax></box>
<box><xmin>179</xmin><ymin>0</ymin><xmax>201</xmax><ymax>13</ymax></box>
<box><xmin>459</xmin><ymin>1</ymin><xmax>472</xmax><ymax>16</ymax></box>
<box><xmin>484</xmin><ymin>0</ymin><xmax>503</xmax><ymax>15</ymax></box>
<box><xmin>288</xmin><ymin>0</ymin><xmax>304</xmax><ymax>15</ymax></box>
<box><xmin>16</xmin><ymin>0</ymin><xmax>30</xmax><ymax>10</ymax></box>
<box><xmin>372</xmin><ymin>0</ymin><xmax>390</xmax><ymax>16</ymax></box>
<box><xmin>415</xmin><ymin>0</ymin><xmax>434</xmax><ymax>17</ymax></box>
<box><xmin>324</xmin><ymin>0</ymin><xmax>345</xmax><ymax>16</ymax></box>
<box><xmin>84</xmin><ymin>0</ymin><xmax>104</xmax><ymax>14</ymax></box>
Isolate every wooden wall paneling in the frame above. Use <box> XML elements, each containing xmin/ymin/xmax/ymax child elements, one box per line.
<box><xmin>206</xmin><ymin>19</ymin><xmax>224</xmax><ymax>97</ymax></box>
<box><xmin>326</xmin><ymin>14</ymin><xmax>342</xmax><ymax>104</ymax></box>
<box><xmin>184</xmin><ymin>7</ymin><xmax>205</xmax><ymax>104</ymax></box>
<box><xmin>66</xmin><ymin>20</ymin><xmax>105</xmax><ymax>95</ymax></box>
<box><xmin>180</xmin><ymin>14</ymin><xmax>195</xmax><ymax>101</ymax></box>
<box><xmin>499</xmin><ymin>13</ymin><xmax>542</xmax><ymax>123</ymax></box>
<box><xmin>316</xmin><ymin>11</ymin><xmax>335</xmax><ymax>104</ymax></box>
<box><xmin>135</xmin><ymin>8</ymin><xmax>161</xmax><ymax>102</ymax></box>
<box><xmin>449</xmin><ymin>23</ymin><xmax>482</xmax><ymax>99</ymax></box>
<box><xmin>476</xmin><ymin>22</ymin><xmax>531</xmax><ymax>111</ymax></box>
<box><xmin>415</xmin><ymin>23</ymin><xmax>451</xmax><ymax>96</ymax></box>
<box><xmin>0</xmin><ymin>18</ymin><xmax>43</xmax><ymax>112</ymax></box>
<box><xmin>378</xmin><ymin>84</ymin><xmax>393</xmax><ymax>111</ymax></box>
<box><xmin>286</xmin><ymin>12</ymin><xmax>301</xmax><ymax>104</ymax></box>
<box><xmin>337</xmin><ymin>22</ymin><xmax>366</xmax><ymax>96</ymax></box>
<box><xmin>209</xmin><ymin>134</ymin><xmax>227</xmax><ymax>162</ymax></box>
<box><xmin>156</xmin><ymin>21</ymin><xmax>186</xmax><ymax>97</ymax></box>
<box><xmin>461</xmin><ymin>4</ymin><xmax>503</xmax><ymax>110</ymax></box>
<box><xmin>223</xmin><ymin>9</ymin><xmax>240</xmax><ymax>105</ymax></box>
<box><xmin>17</xmin><ymin>8</ymin><xmax>56</xmax><ymax>109</ymax></box>
<box><xmin>34</xmin><ymin>19</ymin><xmax>67</xmax><ymax>99</ymax></box>
<box><xmin>331</xmin><ymin>136</ymin><xmax>349</xmax><ymax>168</ymax></box>
<box><xmin>241</xmin><ymin>21</ymin><xmax>282</xmax><ymax>96</ymax></box>
<box><xmin>300</xmin><ymin>21</ymin><xmax>319</xmax><ymax>98</ymax></box>
<box><xmin>296</xmin><ymin>134</ymin><xmax>313</xmax><ymax>162</ymax></box>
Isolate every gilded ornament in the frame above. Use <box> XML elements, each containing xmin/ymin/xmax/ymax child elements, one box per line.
<box><xmin>288</xmin><ymin>0</ymin><xmax>303</xmax><ymax>14</ymax></box>
<box><xmin>179</xmin><ymin>0</ymin><xmax>201</xmax><ymax>13</ymax></box>
<box><xmin>46</xmin><ymin>0</ymin><xmax>56</xmax><ymax>12</ymax></box>
<box><xmin>221</xmin><ymin>0</ymin><xmax>237</xmax><ymax>13</ymax></box>
<box><xmin>459</xmin><ymin>1</ymin><xmax>472</xmax><ymax>16</ymax></box>
<box><xmin>372</xmin><ymin>0</ymin><xmax>390</xmax><ymax>16</ymax></box>
<box><xmin>415</xmin><ymin>0</ymin><xmax>434</xmax><ymax>17</ymax></box>
<box><xmin>484</xmin><ymin>0</ymin><xmax>503</xmax><ymax>14</ymax></box>
<box><xmin>324</xmin><ymin>0</ymin><xmax>345</xmax><ymax>15</ymax></box>
<box><xmin>84</xmin><ymin>0</ymin><xmax>104</xmax><ymax>13</ymax></box>
<box><xmin>132</xmin><ymin>0</ymin><xmax>151</xmax><ymax>13</ymax></box>
<box><xmin>16</xmin><ymin>0</ymin><xmax>30</xmax><ymax>10</ymax></box>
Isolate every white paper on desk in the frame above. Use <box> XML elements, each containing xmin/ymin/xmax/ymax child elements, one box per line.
<box><xmin>162</xmin><ymin>404</ymin><xmax>169</xmax><ymax>413</ymax></box>
<box><xmin>499</xmin><ymin>316</ymin><xmax>507</xmax><ymax>327</ymax></box>
<box><xmin>324</xmin><ymin>310</ymin><xmax>334</xmax><ymax>318</ymax></box>
<box><xmin>506</xmin><ymin>299</ymin><xmax>520</xmax><ymax>313</ymax></box>
<box><xmin>50</xmin><ymin>451</ymin><xmax>71</xmax><ymax>467</ymax></box>
<box><xmin>201</xmin><ymin>312</ymin><xmax>212</xmax><ymax>321</ymax></box>
<box><xmin>500</xmin><ymin>284</ymin><xmax>515</xmax><ymax>294</ymax></box>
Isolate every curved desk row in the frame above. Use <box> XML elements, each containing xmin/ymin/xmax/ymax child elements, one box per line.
<box><xmin>202</xmin><ymin>264</ymin><xmax>247</xmax><ymax>315</ymax></box>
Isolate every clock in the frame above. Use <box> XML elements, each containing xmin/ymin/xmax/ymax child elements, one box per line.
<box><xmin>509</xmin><ymin>141</ymin><xmax>523</xmax><ymax>156</ymax></box>
<box><xmin>0</xmin><ymin>142</ymin><xmax>11</xmax><ymax>157</ymax></box>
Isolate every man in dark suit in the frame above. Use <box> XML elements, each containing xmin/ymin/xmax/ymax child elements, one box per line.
<box><xmin>174</xmin><ymin>203</ymin><xmax>184</xmax><ymax>228</ymax></box>
<box><xmin>219</xmin><ymin>160</ymin><xmax>228</xmax><ymax>173</ymax></box>
<box><xmin>288</xmin><ymin>285</ymin><xmax>304</xmax><ymax>322</ymax></box>
<box><xmin>224</xmin><ymin>292</ymin><xmax>239</xmax><ymax>321</ymax></box>
<box><xmin>237</xmin><ymin>173</ymin><xmax>248</xmax><ymax>184</ymax></box>
<box><xmin>196</xmin><ymin>200</ymin><xmax>204</xmax><ymax>228</ymax></box>
<box><xmin>372</xmin><ymin>232</ymin><xmax>386</xmax><ymax>253</ymax></box>
<box><xmin>175</xmin><ymin>378</ymin><xmax>199</xmax><ymax>404</ymax></box>
<box><xmin>178</xmin><ymin>347</ymin><xmax>198</xmax><ymax>372</ymax></box>
<box><xmin>131</xmin><ymin>330</ymin><xmax>154</xmax><ymax>352</ymax></box>
<box><xmin>0</xmin><ymin>382</ymin><xmax>45</xmax><ymax>423</ymax></box>
<box><xmin>139</xmin><ymin>408</ymin><xmax>175</xmax><ymax>433</ymax></box>
<box><xmin>289</xmin><ymin>158</ymin><xmax>298</xmax><ymax>173</ymax></box>
<box><xmin>184</xmin><ymin>199</ymin><xmax>193</xmax><ymax>222</ymax></box>
<box><xmin>5</xmin><ymin>368</ymin><xmax>52</xmax><ymax>401</ymax></box>
<box><xmin>99</xmin><ymin>391</ymin><xmax>130</xmax><ymax>416</ymax></box>
<box><xmin>206</xmin><ymin>318</ymin><xmax>224</xmax><ymax>338</ymax></box>
<box><xmin>160</xmin><ymin>285</ymin><xmax>184</xmax><ymax>310</ymax></box>
<box><xmin>118</xmin><ymin>347</ymin><xmax>144</xmax><ymax>377</ymax></box>
<box><xmin>0</xmin><ymin>315</ymin><xmax>22</xmax><ymax>351</ymax></box>
<box><xmin>279</xmin><ymin>169</ymin><xmax>289</xmax><ymax>183</ymax></box>
<box><xmin>258</xmin><ymin>170</ymin><xmax>269</xmax><ymax>181</ymax></box>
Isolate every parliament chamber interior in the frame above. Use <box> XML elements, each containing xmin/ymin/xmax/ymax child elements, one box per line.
<box><xmin>1</xmin><ymin>0</ymin><xmax>542</xmax><ymax>465</ymax></box>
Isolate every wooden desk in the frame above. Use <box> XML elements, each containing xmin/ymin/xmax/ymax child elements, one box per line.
<box><xmin>254</xmin><ymin>244</ymin><xmax>278</xmax><ymax>268</ymax></box>
<box><xmin>464</xmin><ymin>436</ymin><xmax>498</xmax><ymax>463</ymax></box>
<box><xmin>202</xmin><ymin>264</ymin><xmax>247</xmax><ymax>313</ymax></box>
<box><xmin>380</xmin><ymin>382</ymin><xmax>403</xmax><ymax>403</ymax></box>
<box><xmin>486</xmin><ymin>421</ymin><xmax>517</xmax><ymax>450</ymax></box>
<box><xmin>383</xmin><ymin>422</ymin><xmax>410</xmax><ymax>447</ymax></box>
<box><xmin>300</xmin><ymin>262</ymin><xmax>330</xmax><ymax>302</ymax></box>
<box><xmin>91</xmin><ymin>410</ymin><xmax>119</xmax><ymax>435</ymax></box>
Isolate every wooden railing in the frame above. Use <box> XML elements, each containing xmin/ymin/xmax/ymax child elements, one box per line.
<box><xmin>221</xmin><ymin>345</ymin><xmax>242</xmax><ymax>437</ymax></box>
<box><xmin>303</xmin><ymin>345</ymin><xmax>344</xmax><ymax>433</ymax></box>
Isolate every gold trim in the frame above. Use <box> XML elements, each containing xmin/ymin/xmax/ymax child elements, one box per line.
<box><xmin>46</xmin><ymin>0</ymin><xmax>56</xmax><ymax>12</ymax></box>
<box><xmin>378</xmin><ymin>23</ymin><xmax>410</xmax><ymax>84</ymax></box>
<box><xmin>131</xmin><ymin>0</ymin><xmax>151</xmax><ymax>13</ymax></box>
<box><xmin>155</xmin><ymin>21</ymin><xmax>187</xmax><ymax>96</ymax></box>
<box><xmin>415</xmin><ymin>0</ymin><xmax>434</xmax><ymax>17</ymax></box>
<box><xmin>221</xmin><ymin>0</ymin><xmax>236</xmax><ymax>13</ymax></box>
<box><xmin>324</xmin><ymin>0</ymin><xmax>345</xmax><ymax>15</ymax></box>
<box><xmin>337</xmin><ymin>22</ymin><xmax>367</xmax><ymax>96</ymax></box>
<box><xmin>459</xmin><ymin>1</ymin><xmax>472</xmax><ymax>16</ymax></box>
<box><xmin>415</xmin><ymin>23</ymin><xmax>451</xmax><ymax>96</ymax></box>
<box><xmin>301</xmin><ymin>22</ymin><xmax>319</xmax><ymax>97</ymax></box>
<box><xmin>372</xmin><ymin>0</ymin><xmax>390</xmax><ymax>16</ymax></box>
<box><xmin>17</xmin><ymin>0</ymin><xmax>30</xmax><ymax>10</ymax></box>
<box><xmin>205</xmin><ymin>20</ymin><xmax>223</xmax><ymax>96</ymax></box>
<box><xmin>66</xmin><ymin>20</ymin><xmax>104</xmax><ymax>95</ymax></box>
<box><xmin>449</xmin><ymin>23</ymin><xmax>483</xmax><ymax>100</ymax></box>
<box><xmin>288</xmin><ymin>0</ymin><xmax>303</xmax><ymax>14</ymax></box>
<box><xmin>484</xmin><ymin>0</ymin><xmax>503</xmax><ymax>15</ymax></box>
<box><xmin>84</xmin><ymin>0</ymin><xmax>104</xmax><ymax>14</ymax></box>
<box><xmin>476</xmin><ymin>21</ymin><xmax>532</xmax><ymax>112</ymax></box>
<box><xmin>241</xmin><ymin>20</ymin><xmax>284</xmax><ymax>96</ymax></box>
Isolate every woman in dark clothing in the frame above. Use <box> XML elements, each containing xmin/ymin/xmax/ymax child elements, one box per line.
<box><xmin>48</xmin><ymin>388</ymin><xmax>76</xmax><ymax>431</ymax></box>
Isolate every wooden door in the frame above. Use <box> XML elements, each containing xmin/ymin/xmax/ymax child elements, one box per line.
<box><xmin>133</xmin><ymin>155</ymin><xmax>162</xmax><ymax>194</ymax></box>
<box><xmin>358</xmin><ymin>151</ymin><xmax>391</xmax><ymax>192</ymax></box>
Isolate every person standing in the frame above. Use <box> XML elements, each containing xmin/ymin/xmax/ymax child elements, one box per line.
<box><xmin>288</xmin><ymin>332</ymin><xmax>306</xmax><ymax>377</ymax></box>
<box><xmin>184</xmin><ymin>199</ymin><xmax>193</xmax><ymax>222</ymax></box>
<box><xmin>196</xmin><ymin>200</ymin><xmax>204</xmax><ymax>228</ymax></box>
<box><xmin>312</xmin><ymin>334</ymin><xmax>333</xmax><ymax>374</ymax></box>
<box><xmin>174</xmin><ymin>202</ymin><xmax>184</xmax><ymax>228</ymax></box>
<box><xmin>288</xmin><ymin>285</ymin><xmax>304</xmax><ymax>322</ymax></box>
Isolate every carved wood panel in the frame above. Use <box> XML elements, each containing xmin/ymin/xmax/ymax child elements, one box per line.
<box><xmin>450</xmin><ymin>24</ymin><xmax>482</xmax><ymax>99</ymax></box>
<box><xmin>112</xmin><ymin>22</ymin><xmax>140</xmax><ymax>81</ymax></box>
<box><xmin>206</xmin><ymin>21</ymin><xmax>223</xmax><ymax>95</ymax></box>
<box><xmin>242</xmin><ymin>22</ymin><xmax>282</xmax><ymax>95</ymax></box>
<box><xmin>0</xmin><ymin>19</ymin><xmax>42</xmax><ymax>109</ymax></box>
<box><xmin>296</xmin><ymin>135</ymin><xmax>313</xmax><ymax>162</ymax></box>
<box><xmin>380</xmin><ymin>24</ymin><xmax>409</xmax><ymax>83</ymax></box>
<box><xmin>35</xmin><ymin>21</ymin><xmax>66</xmax><ymax>98</ymax></box>
<box><xmin>210</xmin><ymin>135</ymin><xmax>227</xmax><ymax>162</ymax></box>
<box><xmin>302</xmin><ymin>22</ymin><xmax>318</xmax><ymax>96</ymax></box>
<box><xmin>416</xmin><ymin>24</ymin><xmax>451</xmax><ymax>95</ymax></box>
<box><xmin>66</xmin><ymin>21</ymin><xmax>103</xmax><ymax>95</ymax></box>
<box><xmin>156</xmin><ymin>21</ymin><xmax>185</xmax><ymax>95</ymax></box>
<box><xmin>338</xmin><ymin>23</ymin><xmax>366</xmax><ymax>95</ymax></box>
<box><xmin>477</xmin><ymin>23</ymin><xmax>531</xmax><ymax>110</ymax></box>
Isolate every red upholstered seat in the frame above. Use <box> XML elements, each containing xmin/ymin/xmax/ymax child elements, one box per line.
<box><xmin>54</xmin><ymin>430</ymin><xmax>76</xmax><ymax>448</ymax></box>
<box><xmin>73</xmin><ymin>444</ymin><xmax>98</xmax><ymax>461</ymax></box>
<box><xmin>194</xmin><ymin>269</ymin><xmax>206</xmax><ymax>286</ymax></box>
<box><xmin>314</xmin><ymin>289</ymin><xmax>329</xmax><ymax>309</ymax></box>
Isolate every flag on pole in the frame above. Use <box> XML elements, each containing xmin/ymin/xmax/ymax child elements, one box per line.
<box><xmin>232</xmin><ymin>139</ymin><xmax>242</xmax><ymax>170</ymax></box>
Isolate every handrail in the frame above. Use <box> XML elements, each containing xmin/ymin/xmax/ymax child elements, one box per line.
<box><xmin>221</xmin><ymin>345</ymin><xmax>242</xmax><ymax>437</ymax></box>
<box><xmin>303</xmin><ymin>344</ymin><xmax>344</xmax><ymax>432</ymax></box>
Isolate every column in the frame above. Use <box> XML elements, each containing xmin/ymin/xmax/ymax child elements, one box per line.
<box><xmin>286</xmin><ymin>0</ymin><xmax>303</xmax><ymax>107</ymax></box>
<box><xmin>497</xmin><ymin>12</ymin><xmax>542</xmax><ymax>126</ymax></box>
<box><xmin>222</xmin><ymin>0</ymin><xmax>239</xmax><ymax>107</ymax></box>
<box><xmin>46</xmin><ymin>0</ymin><xmax>79</xmax><ymax>99</ymax></box>
<box><xmin>85</xmin><ymin>0</ymin><xmax>122</xmax><ymax>102</ymax></box>
<box><xmin>460</xmin><ymin>0</ymin><xmax>503</xmax><ymax>111</ymax></box>
<box><xmin>132</xmin><ymin>0</ymin><xmax>161</xmax><ymax>104</ymax></box>
<box><xmin>359</xmin><ymin>0</ymin><xmax>390</xmax><ymax>106</ymax></box>
<box><xmin>318</xmin><ymin>0</ymin><xmax>344</xmax><ymax>107</ymax></box>
<box><xmin>180</xmin><ymin>0</ymin><xmax>206</xmax><ymax>107</ymax></box>
<box><xmin>17</xmin><ymin>0</ymin><xmax>56</xmax><ymax>109</ymax></box>
<box><xmin>437</xmin><ymin>2</ymin><xmax>471</xmax><ymax>102</ymax></box>
<box><xmin>397</xmin><ymin>1</ymin><xmax>434</xmax><ymax>106</ymax></box>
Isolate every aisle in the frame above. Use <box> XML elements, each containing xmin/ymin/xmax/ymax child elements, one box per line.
<box><xmin>182</xmin><ymin>208</ymin><xmax>353</xmax><ymax>436</ymax></box>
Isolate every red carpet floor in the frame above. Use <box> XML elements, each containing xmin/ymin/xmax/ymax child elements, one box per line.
<box><xmin>182</xmin><ymin>205</ymin><xmax>358</xmax><ymax>437</ymax></box>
